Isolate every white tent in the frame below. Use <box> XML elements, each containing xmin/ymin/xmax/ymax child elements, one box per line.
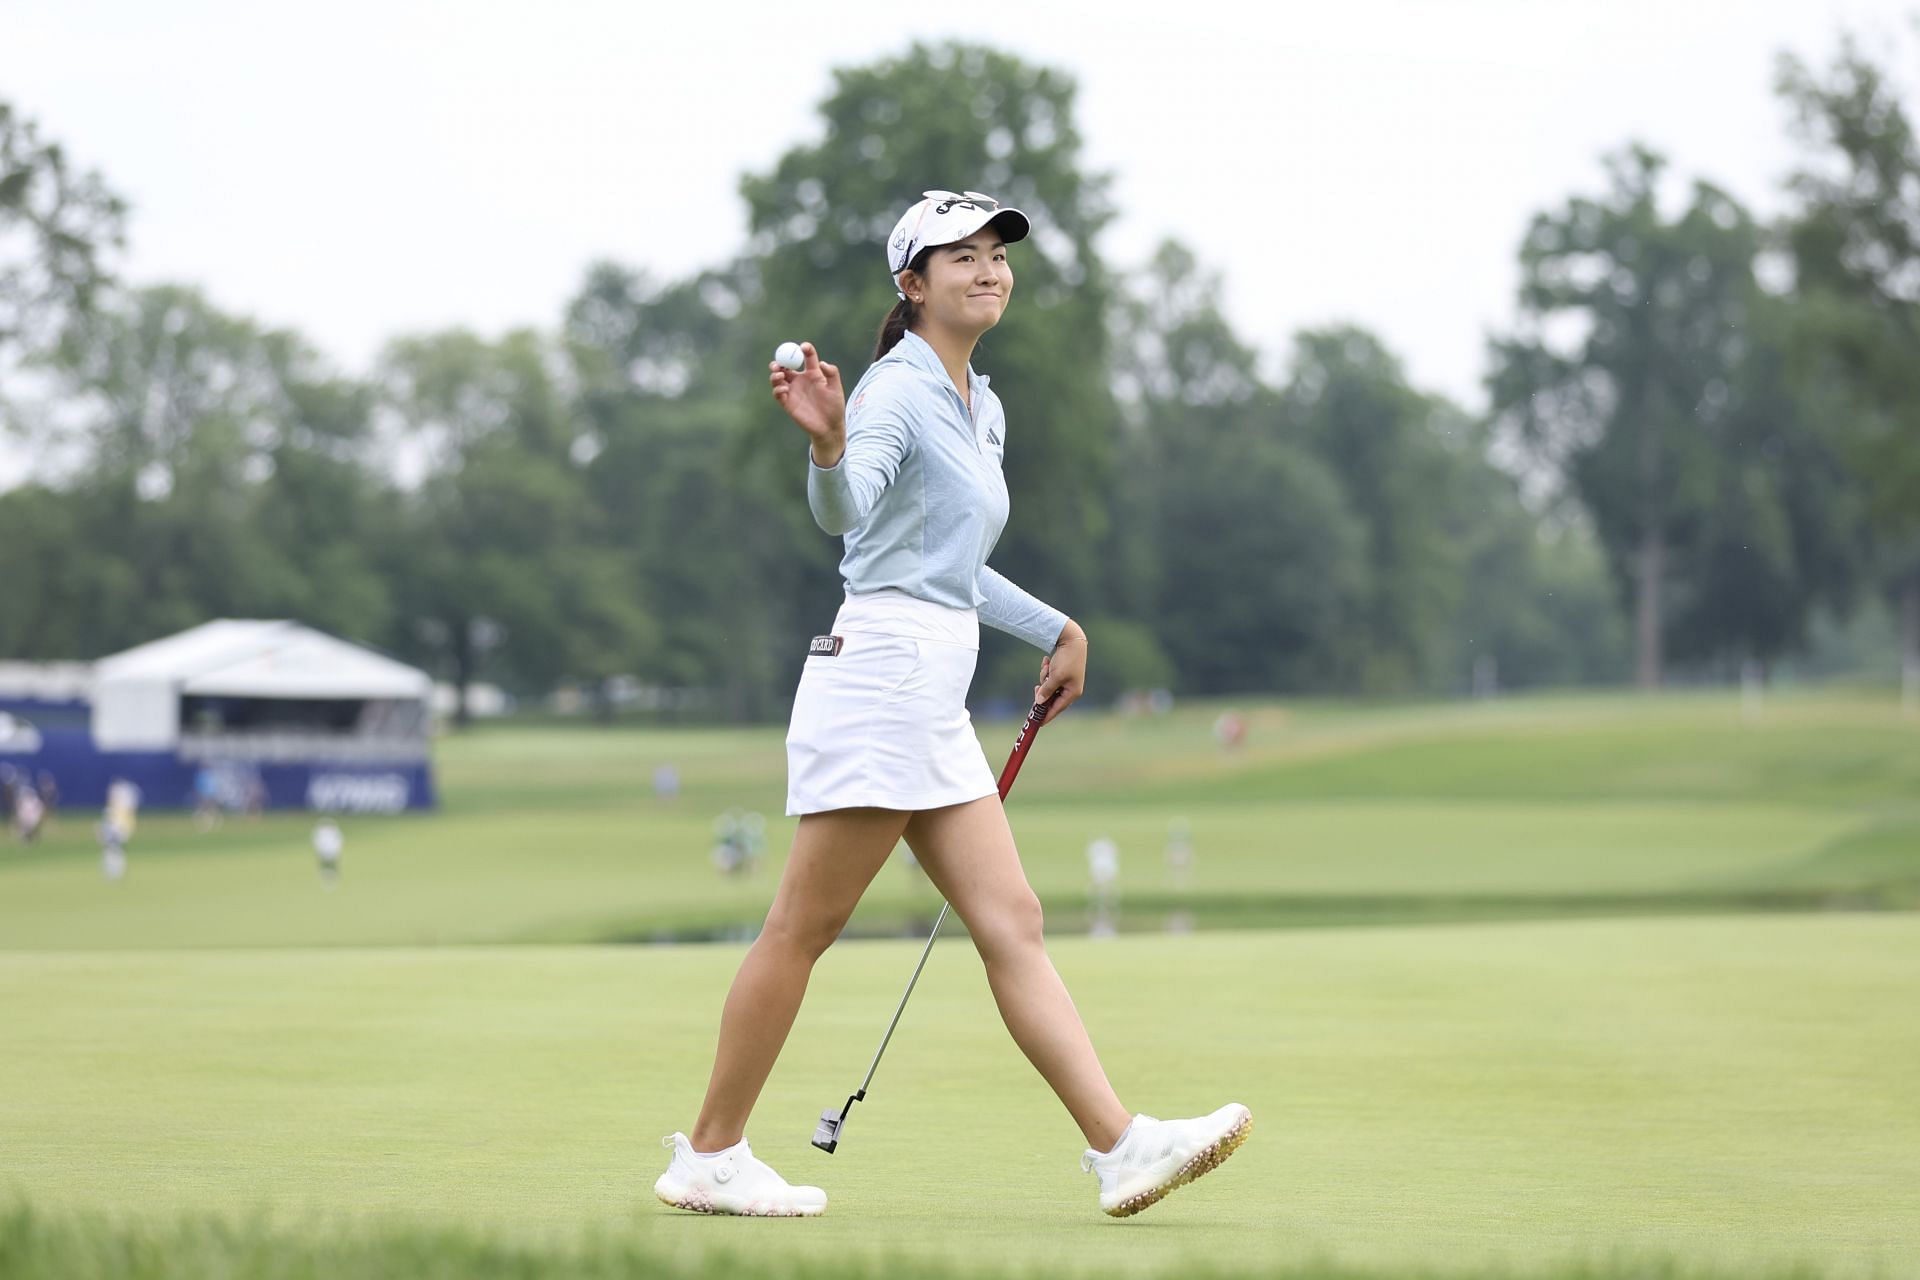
<box><xmin>92</xmin><ymin>620</ymin><xmax>432</xmax><ymax>750</ymax></box>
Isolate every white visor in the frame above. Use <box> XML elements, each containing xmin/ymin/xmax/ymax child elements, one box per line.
<box><xmin>886</xmin><ymin>189</ymin><xmax>1030</xmax><ymax>298</ymax></box>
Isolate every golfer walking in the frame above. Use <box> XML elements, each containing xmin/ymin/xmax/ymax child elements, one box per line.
<box><xmin>656</xmin><ymin>189</ymin><xmax>1250</xmax><ymax>1218</ymax></box>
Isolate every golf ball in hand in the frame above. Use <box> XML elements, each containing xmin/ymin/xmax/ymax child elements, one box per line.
<box><xmin>774</xmin><ymin>342</ymin><xmax>805</xmax><ymax>372</ymax></box>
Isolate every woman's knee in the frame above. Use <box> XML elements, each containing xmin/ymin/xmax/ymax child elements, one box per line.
<box><xmin>970</xmin><ymin>889</ymin><xmax>1046</xmax><ymax>959</ymax></box>
<box><xmin>759</xmin><ymin>902</ymin><xmax>850</xmax><ymax>960</ymax></box>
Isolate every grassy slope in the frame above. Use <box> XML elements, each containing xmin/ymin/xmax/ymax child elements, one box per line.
<box><xmin>3</xmin><ymin>919</ymin><xmax>1916</xmax><ymax>1278</ymax></box>
<box><xmin>1</xmin><ymin>691</ymin><xmax>1914</xmax><ymax>948</ymax></box>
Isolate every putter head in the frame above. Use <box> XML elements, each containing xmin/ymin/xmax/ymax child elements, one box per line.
<box><xmin>812</xmin><ymin>1106</ymin><xmax>845</xmax><ymax>1154</ymax></box>
<box><xmin>813</xmin><ymin>1093</ymin><xmax>862</xmax><ymax>1154</ymax></box>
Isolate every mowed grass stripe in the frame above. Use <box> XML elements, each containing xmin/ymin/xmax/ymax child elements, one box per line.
<box><xmin>3</xmin><ymin>918</ymin><xmax>1915</xmax><ymax>1278</ymax></box>
<box><xmin>5</xmin><ymin>690</ymin><xmax>1915</xmax><ymax>949</ymax></box>
<box><xmin>0</xmin><ymin>800</ymin><xmax>1879</xmax><ymax>949</ymax></box>
<box><xmin>1025</xmin><ymin>699</ymin><xmax>1920</xmax><ymax>809</ymax></box>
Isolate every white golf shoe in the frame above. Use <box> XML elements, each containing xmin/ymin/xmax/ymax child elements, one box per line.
<box><xmin>1081</xmin><ymin>1103</ymin><xmax>1252</xmax><ymax>1217</ymax></box>
<box><xmin>654</xmin><ymin>1132</ymin><xmax>827</xmax><ymax>1217</ymax></box>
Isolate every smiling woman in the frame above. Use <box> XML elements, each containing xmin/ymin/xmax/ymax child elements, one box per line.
<box><xmin>647</xmin><ymin>188</ymin><xmax>1252</xmax><ymax>1221</ymax></box>
<box><xmin>871</xmin><ymin>189</ymin><xmax>1025</xmax><ymax>364</ymax></box>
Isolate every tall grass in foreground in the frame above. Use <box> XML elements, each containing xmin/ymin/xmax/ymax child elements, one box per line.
<box><xmin>0</xmin><ymin>1205</ymin><xmax>1835</xmax><ymax>1280</ymax></box>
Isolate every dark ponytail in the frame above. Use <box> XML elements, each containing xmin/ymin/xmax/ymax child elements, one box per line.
<box><xmin>874</xmin><ymin>297</ymin><xmax>916</xmax><ymax>360</ymax></box>
<box><xmin>873</xmin><ymin>248</ymin><xmax>933</xmax><ymax>360</ymax></box>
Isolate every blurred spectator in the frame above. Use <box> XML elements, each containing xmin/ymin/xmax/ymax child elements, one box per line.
<box><xmin>1212</xmin><ymin>711</ymin><xmax>1246</xmax><ymax>751</ymax></box>
<box><xmin>106</xmin><ymin>778</ymin><xmax>142</xmax><ymax>844</ymax></box>
<box><xmin>1117</xmin><ymin>688</ymin><xmax>1176</xmax><ymax>717</ymax></box>
<box><xmin>192</xmin><ymin>765</ymin><xmax>267</xmax><ymax>829</ymax></box>
<box><xmin>1086</xmin><ymin>835</ymin><xmax>1120</xmax><ymax>939</ymax></box>
<box><xmin>711</xmin><ymin>810</ymin><xmax>767</xmax><ymax>877</ymax></box>
<box><xmin>654</xmin><ymin>764</ymin><xmax>681</xmax><ymax>800</ymax></box>
<box><xmin>13</xmin><ymin>785</ymin><xmax>45</xmax><ymax>843</ymax></box>
<box><xmin>97</xmin><ymin>812</ymin><xmax>127</xmax><ymax>882</ymax></box>
<box><xmin>711</xmin><ymin>811</ymin><xmax>747</xmax><ymax>876</ymax></box>
<box><xmin>1472</xmin><ymin>655</ymin><xmax>1499</xmax><ymax>699</ymax></box>
<box><xmin>1165</xmin><ymin>817</ymin><xmax>1194</xmax><ymax>891</ymax></box>
<box><xmin>312</xmin><ymin>820</ymin><xmax>343</xmax><ymax>889</ymax></box>
<box><xmin>192</xmin><ymin>767</ymin><xmax>223</xmax><ymax>831</ymax></box>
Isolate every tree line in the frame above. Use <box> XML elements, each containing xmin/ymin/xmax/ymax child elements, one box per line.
<box><xmin>1</xmin><ymin>38</ymin><xmax>1915</xmax><ymax>720</ymax></box>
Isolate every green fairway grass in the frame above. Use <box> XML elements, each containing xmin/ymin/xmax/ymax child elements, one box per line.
<box><xmin>1</xmin><ymin>691</ymin><xmax>1913</xmax><ymax>947</ymax></box>
<box><xmin>2</xmin><ymin>918</ymin><xmax>1915</xmax><ymax>1278</ymax></box>
<box><xmin>0</xmin><ymin>1211</ymin><xmax>1849</xmax><ymax>1280</ymax></box>
<box><xmin>3</xmin><ymin>691</ymin><xmax>1915</xmax><ymax>1277</ymax></box>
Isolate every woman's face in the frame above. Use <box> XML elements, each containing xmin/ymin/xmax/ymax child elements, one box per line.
<box><xmin>906</xmin><ymin>232</ymin><xmax>1013</xmax><ymax>336</ymax></box>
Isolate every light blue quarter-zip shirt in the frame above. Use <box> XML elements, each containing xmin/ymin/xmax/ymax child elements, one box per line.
<box><xmin>807</xmin><ymin>330</ymin><xmax>1068</xmax><ymax>652</ymax></box>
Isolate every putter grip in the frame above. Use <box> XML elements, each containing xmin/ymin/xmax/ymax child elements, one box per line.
<box><xmin>995</xmin><ymin>691</ymin><xmax>1060</xmax><ymax>800</ymax></box>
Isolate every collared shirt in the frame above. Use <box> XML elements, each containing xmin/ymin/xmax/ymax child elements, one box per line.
<box><xmin>807</xmin><ymin>331</ymin><xmax>1067</xmax><ymax>652</ymax></box>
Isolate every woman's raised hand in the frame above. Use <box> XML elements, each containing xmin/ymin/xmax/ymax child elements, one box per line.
<box><xmin>769</xmin><ymin>342</ymin><xmax>847</xmax><ymax>468</ymax></box>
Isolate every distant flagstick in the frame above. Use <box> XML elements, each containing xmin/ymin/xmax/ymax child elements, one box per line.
<box><xmin>812</xmin><ymin>690</ymin><xmax>1062</xmax><ymax>1154</ymax></box>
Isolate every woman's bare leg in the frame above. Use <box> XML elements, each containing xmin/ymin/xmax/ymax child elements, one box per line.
<box><xmin>689</xmin><ymin>807</ymin><xmax>908</xmax><ymax>1152</ymax></box>
<box><xmin>904</xmin><ymin>796</ymin><xmax>1132</xmax><ymax>1152</ymax></box>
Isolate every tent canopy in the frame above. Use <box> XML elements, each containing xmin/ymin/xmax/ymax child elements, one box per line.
<box><xmin>93</xmin><ymin>621</ymin><xmax>432</xmax><ymax>749</ymax></box>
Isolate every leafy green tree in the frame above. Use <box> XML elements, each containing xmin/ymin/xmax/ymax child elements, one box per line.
<box><xmin>565</xmin><ymin>263</ymin><xmax>807</xmax><ymax>719</ymax></box>
<box><xmin>1663</xmin><ymin>291</ymin><xmax>1868</xmax><ymax>673</ymax></box>
<box><xmin>1105</xmin><ymin>242</ymin><xmax>1368</xmax><ymax>695</ymax></box>
<box><xmin>377</xmin><ymin>328</ymin><xmax>654</xmax><ymax>719</ymax></box>
<box><xmin>1281</xmin><ymin>327</ymin><xmax>1476</xmax><ymax>691</ymax></box>
<box><xmin>1778</xmin><ymin>38</ymin><xmax>1920</xmax><ymax>696</ymax></box>
<box><xmin>250</xmin><ymin>362</ymin><xmax>398</xmax><ymax>642</ymax></box>
<box><xmin>1151</xmin><ymin>425</ymin><xmax>1369</xmax><ymax>694</ymax></box>
<box><xmin>58</xmin><ymin>286</ymin><xmax>310</xmax><ymax>493</ymax></box>
<box><xmin>18</xmin><ymin>285</ymin><xmax>391</xmax><ymax>654</ymax></box>
<box><xmin>1490</xmin><ymin>147</ymin><xmax>1758</xmax><ymax>687</ymax></box>
<box><xmin>1097</xmin><ymin>241</ymin><xmax>1259</xmax><ymax>635</ymax></box>
<box><xmin>1439</xmin><ymin>466</ymin><xmax>1630</xmax><ymax>691</ymax></box>
<box><xmin>1112</xmin><ymin>242</ymin><xmax>1264</xmax><ymax>411</ymax></box>
<box><xmin>0</xmin><ymin>482</ymin><xmax>139</xmax><ymax>656</ymax></box>
<box><xmin>0</xmin><ymin>99</ymin><xmax>125</xmax><ymax>379</ymax></box>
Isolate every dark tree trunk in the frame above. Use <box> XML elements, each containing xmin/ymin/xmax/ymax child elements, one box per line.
<box><xmin>452</xmin><ymin>620</ymin><xmax>474</xmax><ymax>728</ymax></box>
<box><xmin>1902</xmin><ymin>576</ymin><xmax>1919</xmax><ymax>716</ymax></box>
<box><xmin>1635</xmin><ymin>526</ymin><xmax>1664</xmax><ymax>689</ymax></box>
<box><xmin>1633</xmin><ymin>384</ymin><xmax>1665</xmax><ymax>690</ymax></box>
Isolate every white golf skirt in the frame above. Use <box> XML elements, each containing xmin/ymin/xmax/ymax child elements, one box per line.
<box><xmin>785</xmin><ymin>589</ymin><xmax>998</xmax><ymax>816</ymax></box>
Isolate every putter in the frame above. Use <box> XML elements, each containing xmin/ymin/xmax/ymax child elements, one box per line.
<box><xmin>812</xmin><ymin>690</ymin><xmax>1061</xmax><ymax>1154</ymax></box>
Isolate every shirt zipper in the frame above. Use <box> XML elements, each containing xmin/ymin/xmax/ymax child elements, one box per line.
<box><xmin>945</xmin><ymin>381</ymin><xmax>985</xmax><ymax>454</ymax></box>
<box><xmin>905</xmin><ymin>336</ymin><xmax>987</xmax><ymax>451</ymax></box>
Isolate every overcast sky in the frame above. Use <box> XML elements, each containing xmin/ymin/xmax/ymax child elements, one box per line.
<box><xmin>3</xmin><ymin>0</ymin><xmax>1915</xmax><ymax>448</ymax></box>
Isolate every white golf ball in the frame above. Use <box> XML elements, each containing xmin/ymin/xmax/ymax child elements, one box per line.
<box><xmin>774</xmin><ymin>342</ymin><xmax>805</xmax><ymax>372</ymax></box>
